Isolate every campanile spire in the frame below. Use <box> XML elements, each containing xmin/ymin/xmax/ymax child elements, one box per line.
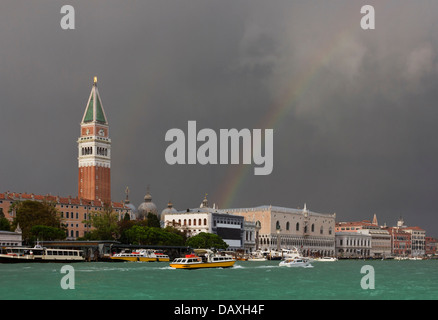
<box><xmin>77</xmin><ymin>77</ymin><xmax>111</xmax><ymax>203</ymax></box>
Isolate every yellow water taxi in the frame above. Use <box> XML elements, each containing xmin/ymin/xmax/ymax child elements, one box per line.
<box><xmin>169</xmin><ymin>249</ymin><xmax>235</xmax><ymax>269</ymax></box>
<box><xmin>110</xmin><ymin>249</ymin><xmax>170</xmax><ymax>262</ymax></box>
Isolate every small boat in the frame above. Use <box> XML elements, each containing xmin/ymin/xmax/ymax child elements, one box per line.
<box><xmin>267</xmin><ymin>250</ymin><xmax>282</xmax><ymax>260</ymax></box>
<box><xmin>394</xmin><ymin>256</ymin><xmax>408</xmax><ymax>261</ymax></box>
<box><xmin>247</xmin><ymin>250</ymin><xmax>267</xmax><ymax>261</ymax></box>
<box><xmin>282</xmin><ymin>247</ymin><xmax>303</xmax><ymax>259</ymax></box>
<box><xmin>279</xmin><ymin>258</ymin><xmax>312</xmax><ymax>268</ymax></box>
<box><xmin>169</xmin><ymin>249</ymin><xmax>235</xmax><ymax>269</ymax></box>
<box><xmin>110</xmin><ymin>249</ymin><xmax>170</xmax><ymax>262</ymax></box>
<box><xmin>408</xmin><ymin>256</ymin><xmax>423</xmax><ymax>261</ymax></box>
<box><xmin>0</xmin><ymin>245</ymin><xmax>84</xmax><ymax>263</ymax></box>
<box><xmin>315</xmin><ymin>257</ymin><xmax>338</xmax><ymax>262</ymax></box>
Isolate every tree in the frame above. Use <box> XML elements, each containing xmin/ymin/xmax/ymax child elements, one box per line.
<box><xmin>124</xmin><ymin>225</ymin><xmax>185</xmax><ymax>246</ymax></box>
<box><xmin>11</xmin><ymin>200</ymin><xmax>65</xmax><ymax>243</ymax></box>
<box><xmin>185</xmin><ymin>232</ymin><xmax>229</xmax><ymax>250</ymax></box>
<box><xmin>0</xmin><ymin>209</ymin><xmax>11</xmax><ymax>231</ymax></box>
<box><xmin>82</xmin><ymin>204</ymin><xmax>119</xmax><ymax>240</ymax></box>
<box><xmin>30</xmin><ymin>225</ymin><xmax>66</xmax><ymax>241</ymax></box>
<box><xmin>146</xmin><ymin>212</ymin><xmax>161</xmax><ymax>228</ymax></box>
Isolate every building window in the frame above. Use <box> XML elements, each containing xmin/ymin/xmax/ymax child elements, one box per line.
<box><xmin>204</xmin><ymin>219</ymin><xmax>207</xmax><ymax>226</ymax></box>
<box><xmin>296</xmin><ymin>223</ymin><xmax>300</xmax><ymax>231</ymax></box>
<box><xmin>286</xmin><ymin>222</ymin><xmax>290</xmax><ymax>231</ymax></box>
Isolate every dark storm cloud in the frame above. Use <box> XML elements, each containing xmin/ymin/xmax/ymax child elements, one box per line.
<box><xmin>1</xmin><ymin>0</ymin><xmax>438</xmax><ymax>235</ymax></box>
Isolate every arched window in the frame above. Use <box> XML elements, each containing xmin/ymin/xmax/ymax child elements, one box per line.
<box><xmin>184</xmin><ymin>219</ymin><xmax>187</xmax><ymax>226</ymax></box>
<box><xmin>320</xmin><ymin>226</ymin><xmax>324</xmax><ymax>234</ymax></box>
<box><xmin>193</xmin><ymin>219</ymin><xmax>197</xmax><ymax>226</ymax></box>
<box><xmin>204</xmin><ymin>218</ymin><xmax>207</xmax><ymax>226</ymax></box>
<box><xmin>311</xmin><ymin>224</ymin><xmax>315</xmax><ymax>232</ymax></box>
<box><xmin>296</xmin><ymin>223</ymin><xmax>300</xmax><ymax>231</ymax></box>
<box><xmin>329</xmin><ymin>227</ymin><xmax>332</xmax><ymax>235</ymax></box>
<box><xmin>276</xmin><ymin>221</ymin><xmax>280</xmax><ymax>230</ymax></box>
<box><xmin>188</xmin><ymin>219</ymin><xmax>191</xmax><ymax>226</ymax></box>
<box><xmin>286</xmin><ymin>222</ymin><xmax>290</xmax><ymax>231</ymax></box>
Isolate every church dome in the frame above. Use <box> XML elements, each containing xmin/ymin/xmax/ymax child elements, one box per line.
<box><xmin>137</xmin><ymin>188</ymin><xmax>158</xmax><ymax>219</ymax></box>
<box><xmin>161</xmin><ymin>201</ymin><xmax>177</xmax><ymax>221</ymax></box>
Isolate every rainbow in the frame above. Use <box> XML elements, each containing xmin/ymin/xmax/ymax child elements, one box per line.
<box><xmin>215</xmin><ymin>27</ymin><xmax>354</xmax><ymax>209</ymax></box>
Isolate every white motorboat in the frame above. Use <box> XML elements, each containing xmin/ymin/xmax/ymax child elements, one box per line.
<box><xmin>248</xmin><ymin>250</ymin><xmax>267</xmax><ymax>261</ymax></box>
<box><xmin>315</xmin><ymin>257</ymin><xmax>338</xmax><ymax>262</ymax></box>
<box><xmin>279</xmin><ymin>258</ymin><xmax>312</xmax><ymax>268</ymax></box>
<box><xmin>281</xmin><ymin>247</ymin><xmax>302</xmax><ymax>259</ymax></box>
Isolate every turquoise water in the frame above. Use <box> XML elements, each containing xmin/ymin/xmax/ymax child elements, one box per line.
<box><xmin>0</xmin><ymin>260</ymin><xmax>437</xmax><ymax>300</ymax></box>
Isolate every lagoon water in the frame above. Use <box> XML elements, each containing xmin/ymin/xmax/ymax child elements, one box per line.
<box><xmin>1</xmin><ymin>260</ymin><xmax>437</xmax><ymax>300</ymax></box>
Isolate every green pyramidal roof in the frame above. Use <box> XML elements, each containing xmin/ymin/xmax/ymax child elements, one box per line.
<box><xmin>82</xmin><ymin>79</ymin><xmax>108</xmax><ymax>124</ymax></box>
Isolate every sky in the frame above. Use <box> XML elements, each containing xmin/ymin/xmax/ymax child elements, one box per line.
<box><xmin>1</xmin><ymin>0</ymin><xmax>438</xmax><ymax>236</ymax></box>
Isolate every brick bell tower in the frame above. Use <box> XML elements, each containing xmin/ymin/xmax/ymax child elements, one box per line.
<box><xmin>78</xmin><ymin>77</ymin><xmax>111</xmax><ymax>203</ymax></box>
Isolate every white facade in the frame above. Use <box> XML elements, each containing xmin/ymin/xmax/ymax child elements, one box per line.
<box><xmin>335</xmin><ymin>232</ymin><xmax>371</xmax><ymax>258</ymax></box>
<box><xmin>0</xmin><ymin>228</ymin><xmax>22</xmax><ymax>247</ymax></box>
<box><xmin>404</xmin><ymin>228</ymin><xmax>426</xmax><ymax>257</ymax></box>
<box><xmin>228</xmin><ymin>204</ymin><xmax>336</xmax><ymax>256</ymax></box>
<box><xmin>163</xmin><ymin>206</ymin><xmax>246</xmax><ymax>250</ymax></box>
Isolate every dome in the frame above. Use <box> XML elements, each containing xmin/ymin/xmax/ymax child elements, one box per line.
<box><xmin>137</xmin><ymin>188</ymin><xmax>158</xmax><ymax>219</ymax></box>
<box><xmin>161</xmin><ymin>201</ymin><xmax>177</xmax><ymax>221</ymax></box>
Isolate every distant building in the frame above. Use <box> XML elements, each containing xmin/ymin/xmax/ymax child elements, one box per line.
<box><xmin>403</xmin><ymin>227</ymin><xmax>426</xmax><ymax>257</ymax></box>
<box><xmin>336</xmin><ymin>216</ymin><xmax>391</xmax><ymax>258</ymax></box>
<box><xmin>163</xmin><ymin>195</ymin><xmax>253</xmax><ymax>251</ymax></box>
<box><xmin>0</xmin><ymin>192</ymin><xmax>132</xmax><ymax>240</ymax></box>
<box><xmin>78</xmin><ymin>77</ymin><xmax>112</xmax><ymax>203</ymax></box>
<box><xmin>335</xmin><ymin>232</ymin><xmax>371</xmax><ymax>258</ymax></box>
<box><xmin>137</xmin><ymin>187</ymin><xmax>158</xmax><ymax>220</ymax></box>
<box><xmin>0</xmin><ymin>225</ymin><xmax>22</xmax><ymax>247</ymax></box>
<box><xmin>228</xmin><ymin>204</ymin><xmax>336</xmax><ymax>256</ymax></box>
<box><xmin>385</xmin><ymin>226</ymin><xmax>411</xmax><ymax>257</ymax></box>
<box><xmin>425</xmin><ymin>237</ymin><xmax>438</xmax><ymax>257</ymax></box>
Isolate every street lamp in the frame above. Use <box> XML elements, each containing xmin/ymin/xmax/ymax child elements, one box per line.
<box><xmin>276</xmin><ymin>227</ymin><xmax>282</xmax><ymax>252</ymax></box>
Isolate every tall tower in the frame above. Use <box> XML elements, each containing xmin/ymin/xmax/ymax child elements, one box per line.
<box><xmin>77</xmin><ymin>77</ymin><xmax>111</xmax><ymax>203</ymax></box>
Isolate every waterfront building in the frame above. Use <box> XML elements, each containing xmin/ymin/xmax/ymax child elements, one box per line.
<box><xmin>358</xmin><ymin>228</ymin><xmax>391</xmax><ymax>258</ymax></box>
<box><xmin>403</xmin><ymin>226</ymin><xmax>426</xmax><ymax>257</ymax></box>
<box><xmin>335</xmin><ymin>232</ymin><xmax>371</xmax><ymax>258</ymax></box>
<box><xmin>227</xmin><ymin>204</ymin><xmax>336</xmax><ymax>256</ymax></box>
<box><xmin>425</xmin><ymin>237</ymin><xmax>438</xmax><ymax>257</ymax></box>
<box><xmin>385</xmin><ymin>226</ymin><xmax>412</xmax><ymax>257</ymax></box>
<box><xmin>78</xmin><ymin>77</ymin><xmax>111</xmax><ymax>203</ymax></box>
<box><xmin>336</xmin><ymin>217</ymin><xmax>391</xmax><ymax>258</ymax></box>
<box><xmin>0</xmin><ymin>192</ymin><xmax>132</xmax><ymax>240</ymax></box>
<box><xmin>0</xmin><ymin>225</ymin><xmax>22</xmax><ymax>247</ymax></box>
<box><xmin>163</xmin><ymin>195</ymin><xmax>251</xmax><ymax>251</ymax></box>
